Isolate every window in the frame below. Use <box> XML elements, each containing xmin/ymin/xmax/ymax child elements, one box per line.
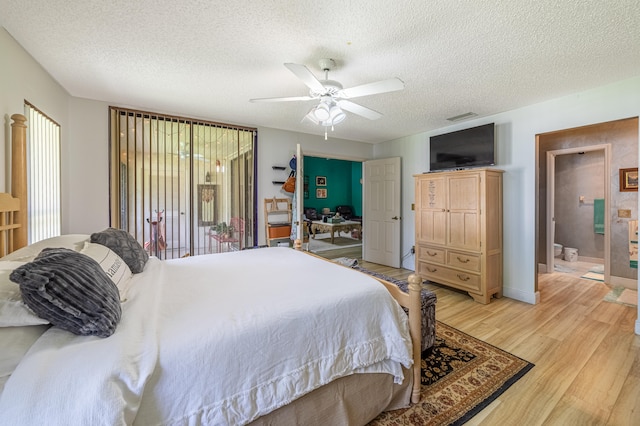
<box><xmin>109</xmin><ymin>107</ymin><xmax>256</xmax><ymax>258</ymax></box>
<box><xmin>25</xmin><ymin>101</ymin><xmax>61</xmax><ymax>243</ymax></box>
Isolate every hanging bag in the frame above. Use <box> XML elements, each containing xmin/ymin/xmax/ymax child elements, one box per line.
<box><xmin>282</xmin><ymin>171</ymin><xmax>296</xmax><ymax>193</ymax></box>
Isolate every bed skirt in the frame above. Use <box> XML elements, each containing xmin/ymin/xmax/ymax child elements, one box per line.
<box><xmin>248</xmin><ymin>368</ymin><xmax>412</xmax><ymax>426</ymax></box>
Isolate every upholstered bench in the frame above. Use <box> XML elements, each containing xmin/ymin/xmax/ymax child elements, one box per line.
<box><xmin>351</xmin><ymin>266</ymin><xmax>437</xmax><ymax>352</ymax></box>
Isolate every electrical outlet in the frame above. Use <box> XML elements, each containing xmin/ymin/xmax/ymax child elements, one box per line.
<box><xmin>411</xmin><ymin>245</ymin><xmax>415</xmax><ymax>254</ymax></box>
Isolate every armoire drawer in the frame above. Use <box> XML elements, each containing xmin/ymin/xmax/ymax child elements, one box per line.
<box><xmin>447</xmin><ymin>251</ymin><xmax>481</xmax><ymax>272</ymax></box>
<box><xmin>417</xmin><ymin>261</ymin><xmax>481</xmax><ymax>292</ymax></box>
<box><xmin>418</xmin><ymin>246</ymin><xmax>445</xmax><ymax>264</ymax></box>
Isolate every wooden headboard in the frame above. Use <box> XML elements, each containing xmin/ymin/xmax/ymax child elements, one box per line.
<box><xmin>0</xmin><ymin>113</ymin><xmax>28</xmax><ymax>256</ymax></box>
<box><xmin>0</xmin><ymin>193</ymin><xmax>21</xmax><ymax>257</ymax></box>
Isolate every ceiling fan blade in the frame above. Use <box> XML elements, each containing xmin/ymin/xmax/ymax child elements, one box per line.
<box><xmin>302</xmin><ymin>110</ymin><xmax>320</xmax><ymax>124</ymax></box>
<box><xmin>338</xmin><ymin>77</ymin><xmax>404</xmax><ymax>99</ymax></box>
<box><xmin>250</xmin><ymin>95</ymin><xmax>315</xmax><ymax>103</ymax></box>
<box><xmin>338</xmin><ymin>100</ymin><xmax>383</xmax><ymax>120</ymax></box>
<box><xmin>284</xmin><ymin>63</ymin><xmax>326</xmax><ymax>93</ymax></box>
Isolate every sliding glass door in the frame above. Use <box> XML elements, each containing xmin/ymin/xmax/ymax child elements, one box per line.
<box><xmin>109</xmin><ymin>107</ymin><xmax>256</xmax><ymax>259</ymax></box>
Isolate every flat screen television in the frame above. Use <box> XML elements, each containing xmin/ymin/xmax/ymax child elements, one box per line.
<box><xmin>429</xmin><ymin>123</ymin><xmax>495</xmax><ymax>171</ymax></box>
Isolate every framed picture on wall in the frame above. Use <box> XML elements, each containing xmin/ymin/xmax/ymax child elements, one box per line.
<box><xmin>316</xmin><ymin>176</ymin><xmax>326</xmax><ymax>186</ymax></box>
<box><xmin>316</xmin><ymin>188</ymin><xmax>327</xmax><ymax>198</ymax></box>
<box><xmin>620</xmin><ymin>168</ymin><xmax>638</xmax><ymax>192</ymax></box>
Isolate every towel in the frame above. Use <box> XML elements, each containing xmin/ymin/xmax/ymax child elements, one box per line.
<box><xmin>594</xmin><ymin>198</ymin><xmax>605</xmax><ymax>234</ymax></box>
<box><xmin>629</xmin><ymin>220</ymin><xmax>638</xmax><ymax>269</ymax></box>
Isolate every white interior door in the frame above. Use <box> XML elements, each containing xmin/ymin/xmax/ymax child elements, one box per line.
<box><xmin>363</xmin><ymin>157</ymin><xmax>401</xmax><ymax>267</ymax></box>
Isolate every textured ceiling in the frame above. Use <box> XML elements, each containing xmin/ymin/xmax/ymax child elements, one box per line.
<box><xmin>2</xmin><ymin>0</ymin><xmax>639</xmax><ymax>143</ymax></box>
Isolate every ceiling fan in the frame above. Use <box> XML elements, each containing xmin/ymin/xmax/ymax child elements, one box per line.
<box><xmin>250</xmin><ymin>59</ymin><xmax>404</xmax><ymax>139</ymax></box>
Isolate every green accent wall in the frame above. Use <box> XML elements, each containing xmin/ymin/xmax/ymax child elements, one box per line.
<box><xmin>303</xmin><ymin>156</ymin><xmax>362</xmax><ymax>215</ymax></box>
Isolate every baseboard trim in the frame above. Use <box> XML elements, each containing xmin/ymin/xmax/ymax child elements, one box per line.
<box><xmin>577</xmin><ymin>256</ymin><xmax>604</xmax><ymax>264</ymax></box>
<box><xmin>503</xmin><ymin>287</ymin><xmax>539</xmax><ymax>305</ymax></box>
<box><xmin>610</xmin><ymin>275</ymin><xmax>638</xmax><ymax>290</ymax></box>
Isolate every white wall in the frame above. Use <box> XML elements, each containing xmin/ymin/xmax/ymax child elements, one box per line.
<box><xmin>375</xmin><ymin>76</ymin><xmax>640</xmax><ymax>308</ymax></box>
<box><xmin>0</xmin><ymin>28</ymin><xmax>69</xmax><ymax>192</ymax></box>
<box><xmin>65</xmin><ymin>97</ymin><xmax>111</xmax><ymax>233</ymax></box>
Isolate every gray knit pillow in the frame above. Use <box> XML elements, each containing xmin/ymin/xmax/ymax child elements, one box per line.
<box><xmin>10</xmin><ymin>248</ymin><xmax>121</xmax><ymax>338</ymax></box>
<box><xmin>90</xmin><ymin>228</ymin><xmax>149</xmax><ymax>273</ymax></box>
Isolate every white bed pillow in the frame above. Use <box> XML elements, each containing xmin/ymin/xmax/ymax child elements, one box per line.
<box><xmin>90</xmin><ymin>228</ymin><xmax>149</xmax><ymax>273</ymax></box>
<box><xmin>0</xmin><ymin>324</ymin><xmax>49</xmax><ymax>378</ymax></box>
<box><xmin>0</xmin><ymin>261</ymin><xmax>50</xmax><ymax>327</ymax></box>
<box><xmin>0</xmin><ymin>234</ymin><xmax>90</xmax><ymax>262</ymax></box>
<box><xmin>80</xmin><ymin>242</ymin><xmax>133</xmax><ymax>301</ymax></box>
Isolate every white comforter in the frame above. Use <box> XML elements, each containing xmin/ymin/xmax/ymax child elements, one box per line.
<box><xmin>0</xmin><ymin>248</ymin><xmax>413</xmax><ymax>425</ymax></box>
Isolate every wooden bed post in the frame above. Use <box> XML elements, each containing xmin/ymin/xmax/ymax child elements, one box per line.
<box><xmin>11</xmin><ymin>113</ymin><xmax>28</xmax><ymax>250</ymax></box>
<box><xmin>407</xmin><ymin>273</ymin><xmax>422</xmax><ymax>403</ymax></box>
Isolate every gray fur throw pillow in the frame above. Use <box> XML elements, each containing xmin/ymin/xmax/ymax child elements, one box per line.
<box><xmin>90</xmin><ymin>228</ymin><xmax>149</xmax><ymax>273</ymax></box>
<box><xmin>10</xmin><ymin>248</ymin><xmax>121</xmax><ymax>338</ymax></box>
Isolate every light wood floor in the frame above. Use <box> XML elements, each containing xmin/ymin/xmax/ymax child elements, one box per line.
<box><xmin>319</xmin><ymin>247</ymin><xmax>640</xmax><ymax>425</ymax></box>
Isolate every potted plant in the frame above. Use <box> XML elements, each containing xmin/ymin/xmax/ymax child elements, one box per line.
<box><xmin>215</xmin><ymin>222</ymin><xmax>234</xmax><ymax>238</ymax></box>
<box><xmin>214</xmin><ymin>222</ymin><xmax>227</xmax><ymax>236</ymax></box>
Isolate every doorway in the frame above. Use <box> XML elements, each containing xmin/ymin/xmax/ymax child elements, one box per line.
<box><xmin>545</xmin><ymin>146</ymin><xmax>610</xmax><ymax>282</ymax></box>
<box><xmin>302</xmin><ymin>154</ymin><xmax>363</xmax><ymax>256</ymax></box>
<box><xmin>536</xmin><ymin>117</ymin><xmax>639</xmax><ymax>293</ymax></box>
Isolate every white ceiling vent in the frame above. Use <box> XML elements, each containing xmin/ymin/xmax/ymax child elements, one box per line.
<box><xmin>446</xmin><ymin>112</ymin><xmax>478</xmax><ymax>122</ymax></box>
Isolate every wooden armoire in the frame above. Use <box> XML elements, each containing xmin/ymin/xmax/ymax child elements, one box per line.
<box><xmin>414</xmin><ymin>168</ymin><xmax>503</xmax><ymax>303</ymax></box>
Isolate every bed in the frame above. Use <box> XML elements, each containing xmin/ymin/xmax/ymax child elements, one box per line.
<box><xmin>0</xmin><ymin>113</ymin><xmax>432</xmax><ymax>425</ymax></box>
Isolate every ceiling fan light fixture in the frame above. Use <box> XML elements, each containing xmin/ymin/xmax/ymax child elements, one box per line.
<box><xmin>329</xmin><ymin>104</ymin><xmax>345</xmax><ymax>125</ymax></box>
<box><xmin>313</xmin><ymin>102</ymin><xmax>331</xmax><ymax>121</ymax></box>
<box><xmin>308</xmin><ymin>101</ymin><xmax>347</xmax><ymax>140</ymax></box>
<box><xmin>251</xmin><ymin>61</ymin><xmax>404</xmax><ymax>136</ymax></box>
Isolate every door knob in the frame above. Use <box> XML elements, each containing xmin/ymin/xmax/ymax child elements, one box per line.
<box><xmin>391</xmin><ymin>216</ymin><xmax>400</xmax><ymax>220</ymax></box>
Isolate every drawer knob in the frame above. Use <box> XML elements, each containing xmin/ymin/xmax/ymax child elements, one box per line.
<box><xmin>456</xmin><ymin>256</ymin><xmax>470</xmax><ymax>263</ymax></box>
<box><xmin>427</xmin><ymin>251</ymin><xmax>438</xmax><ymax>256</ymax></box>
<box><xmin>457</xmin><ymin>274</ymin><xmax>470</xmax><ymax>281</ymax></box>
<box><xmin>427</xmin><ymin>267</ymin><xmax>437</xmax><ymax>273</ymax></box>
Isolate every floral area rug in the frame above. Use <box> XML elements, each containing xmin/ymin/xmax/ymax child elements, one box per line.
<box><xmin>368</xmin><ymin>321</ymin><xmax>534</xmax><ymax>426</ymax></box>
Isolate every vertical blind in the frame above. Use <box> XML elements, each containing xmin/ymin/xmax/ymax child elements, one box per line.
<box><xmin>25</xmin><ymin>101</ymin><xmax>61</xmax><ymax>243</ymax></box>
<box><xmin>109</xmin><ymin>107</ymin><xmax>256</xmax><ymax>259</ymax></box>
